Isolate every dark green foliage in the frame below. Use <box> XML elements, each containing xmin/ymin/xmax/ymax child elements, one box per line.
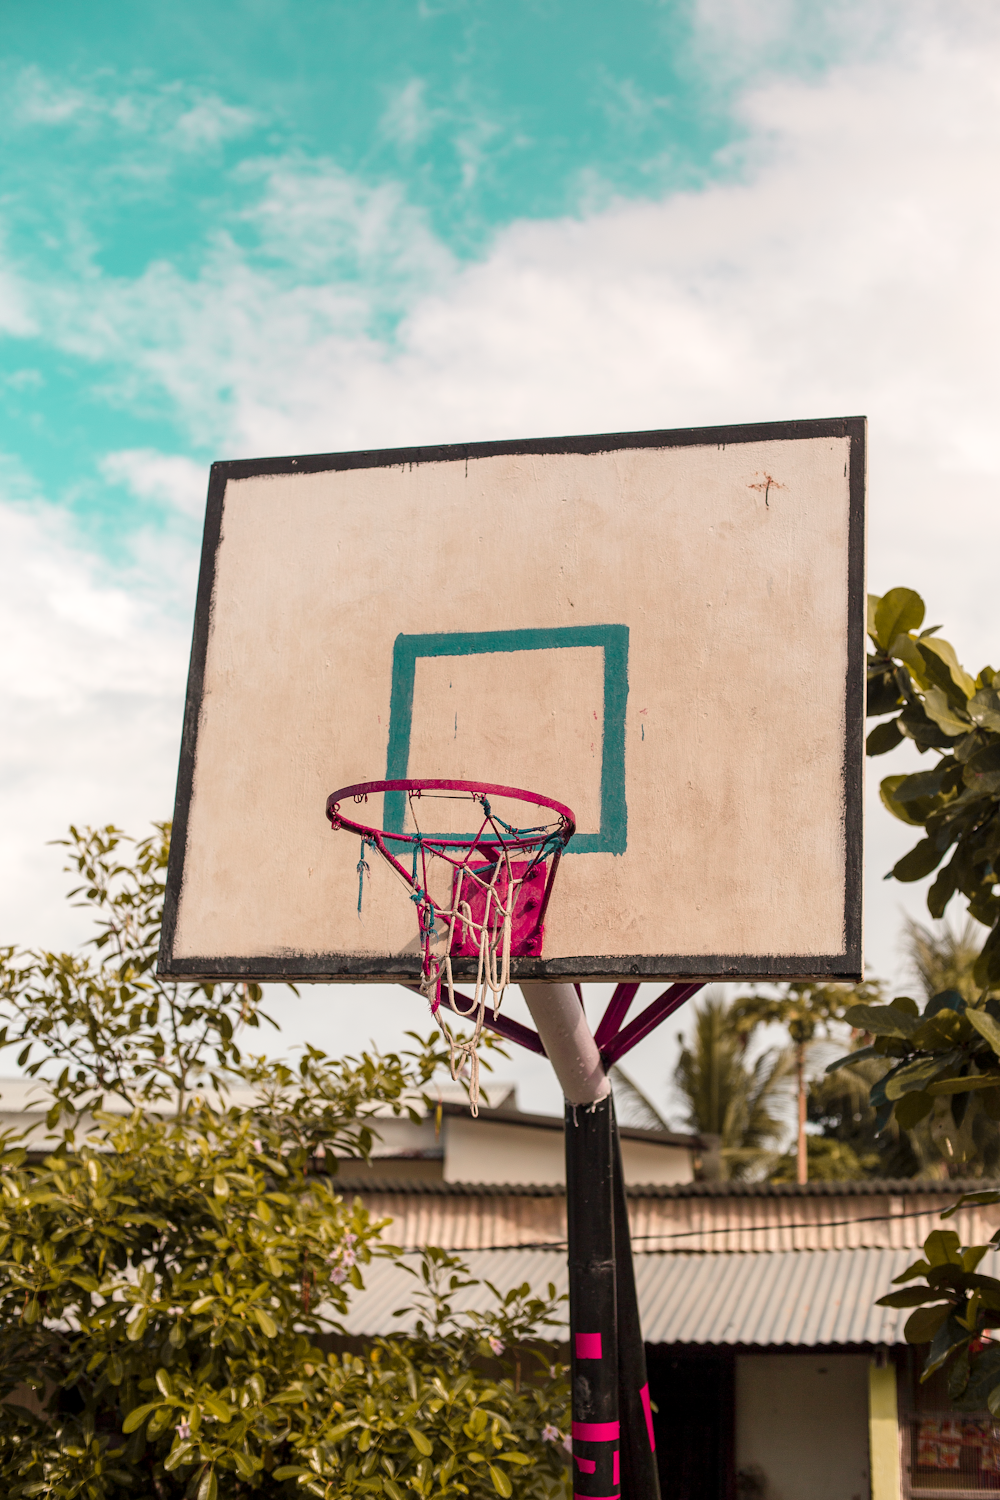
<box><xmin>827</xmin><ymin>984</ymin><xmax>1000</xmax><ymax>1172</ymax></box>
<box><xmin>798</xmin><ymin>1052</ymin><xmax>921</xmax><ymax>1179</ymax></box>
<box><xmin>843</xmin><ymin>592</ymin><xmax>1000</xmax><ymax>1142</ymax></box>
<box><xmin>867</xmin><ymin>588</ymin><xmax>1000</xmax><ymax>969</ymax></box>
<box><xmin>877</xmin><ymin>1221</ymin><xmax>1000</xmax><ymax>1417</ymax></box>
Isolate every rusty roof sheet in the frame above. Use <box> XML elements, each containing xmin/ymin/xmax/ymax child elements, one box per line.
<box><xmin>342</xmin><ymin>1182</ymin><xmax>1000</xmax><ymax>1254</ymax></box>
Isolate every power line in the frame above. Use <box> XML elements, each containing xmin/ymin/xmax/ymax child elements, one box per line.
<box><xmin>394</xmin><ymin>1201</ymin><xmax>981</xmax><ymax>1255</ymax></box>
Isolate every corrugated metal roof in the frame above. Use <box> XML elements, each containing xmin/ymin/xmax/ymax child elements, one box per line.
<box><xmin>631</xmin><ymin>1249</ymin><xmax>914</xmax><ymax>1346</ymax></box>
<box><xmin>337</xmin><ymin>1247</ymin><xmax>1000</xmax><ymax>1347</ymax></box>
<box><xmin>336</xmin><ymin>1178</ymin><xmax>995</xmax><ymax>1198</ymax></box>
<box><xmin>343</xmin><ymin>1183</ymin><xmax>1000</xmax><ymax>1254</ymax></box>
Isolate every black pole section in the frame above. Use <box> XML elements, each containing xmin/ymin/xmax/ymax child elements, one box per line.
<box><xmin>612</xmin><ymin>1099</ymin><xmax>661</xmax><ymax>1499</ymax></box>
<box><xmin>566</xmin><ymin>1093</ymin><xmax>619</xmax><ymax>1497</ymax></box>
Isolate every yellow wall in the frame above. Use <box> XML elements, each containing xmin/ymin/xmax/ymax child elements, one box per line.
<box><xmin>869</xmin><ymin>1360</ymin><xmax>901</xmax><ymax>1500</ymax></box>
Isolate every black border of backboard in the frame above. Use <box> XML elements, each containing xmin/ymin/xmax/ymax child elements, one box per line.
<box><xmin>159</xmin><ymin>415</ymin><xmax>866</xmax><ymax>984</ymax></box>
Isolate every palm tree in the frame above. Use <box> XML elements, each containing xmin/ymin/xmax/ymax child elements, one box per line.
<box><xmin>609</xmin><ymin>1065</ymin><xmax>669</xmax><ymax>1132</ymax></box>
<box><xmin>782</xmin><ymin>1050</ymin><xmax>922</xmax><ymax>1180</ymax></box>
<box><xmin>730</xmin><ymin>980</ymin><xmax>882</xmax><ymax>1184</ymax></box>
<box><xmin>670</xmin><ymin>990</ymin><xmax>792</xmax><ymax>1180</ymax></box>
<box><xmin>904</xmin><ymin>915</ymin><xmax>990</xmax><ymax>1005</ymax></box>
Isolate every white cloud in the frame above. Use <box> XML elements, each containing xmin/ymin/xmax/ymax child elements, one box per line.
<box><xmin>12</xmin><ymin>66</ymin><xmax>91</xmax><ymax>126</ymax></box>
<box><xmin>171</xmin><ymin>99</ymin><xmax>258</xmax><ymax>151</ymax></box>
<box><xmin>0</xmin><ymin>268</ymin><xmax>37</xmax><ymax>339</ymax></box>
<box><xmin>100</xmin><ymin>449</ymin><xmax>208</xmax><ymax>519</ymax></box>
<box><xmin>4</xmin><ymin>4</ymin><xmax>1000</xmax><ymax>1033</ymax></box>
<box><xmin>238</xmin><ymin>157</ymin><xmax>455</xmax><ymax>290</ymax></box>
<box><xmin>379</xmin><ymin>79</ymin><xmax>436</xmax><ymax>148</ymax></box>
<box><xmin>10</xmin><ymin>64</ymin><xmax>259</xmax><ymax>157</ymax></box>
<box><xmin>0</xmin><ymin>491</ymin><xmax>193</xmax><ymax>950</ymax></box>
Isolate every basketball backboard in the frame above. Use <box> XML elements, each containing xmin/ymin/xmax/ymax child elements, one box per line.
<box><xmin>159</xmin><ymin>417</ymin><xmax>865</xmax><ymax>985</ymax></box>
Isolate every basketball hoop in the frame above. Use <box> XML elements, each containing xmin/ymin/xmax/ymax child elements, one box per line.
<box><xmin>326</xmin><ymin>778</ymin><xmax>575</xmax><ymax>1110</ymax></box>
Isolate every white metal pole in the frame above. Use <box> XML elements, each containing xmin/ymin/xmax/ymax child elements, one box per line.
<box><xmin>519</xmin><ymin>982</ymin><xmax>611</xmax><ymax>1105</ymax></box>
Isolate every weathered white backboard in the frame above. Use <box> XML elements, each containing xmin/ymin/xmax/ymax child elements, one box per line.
<box><xmin>160</xmin><ymin>418</ymin><xmax>865</xmax><ymax>983</ymax></box>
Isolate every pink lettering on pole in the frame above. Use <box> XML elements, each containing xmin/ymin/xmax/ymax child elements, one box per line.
<box><xmin>574</xmin><ymin>1458</ymin><xmax>597</xmax><ymax>1474</ymax></box>
<box><xmin>573</xmin><ymin>1494</ymin><xmax>621</xmax><ymax>1500</ymax></box>
<box><xmin>572</xmin><ymin>1421</ymin><xmax>620</xmax><ymax>1442</ymax></box>
<box><xmin>575</xmin><ymin>1332</ymin><xmax>603</xmax><ymax>1360</ymax></box>
<box><xmin>640</xmin><ymin>1382</ymin><xmax>656</xmax><ymax>1452</ymax></box>
<box><xmin>613</xmin><ymin>1449</ymin><xmax>620</xmax><ymax>1485</ymax></box>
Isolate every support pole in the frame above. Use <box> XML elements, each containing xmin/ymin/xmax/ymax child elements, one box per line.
<box><xmin>566</xmin><ymin>1093</ymin><xmax>620</xmax><ymax>1499</ymax></box>
<box><xmin>522</xmin><ymin>983</ymin><xmax>663</xmax><ymax>1497</ymax></box>
<box><xmin>520</xmin><ymin>982</ymin><xmax>610</xmax><ymax>1104</ymax></box>
<box><xmin>612</xmin><ymin>1099</ymin><xmax>661</xmax><ymax>1500</ymax></box>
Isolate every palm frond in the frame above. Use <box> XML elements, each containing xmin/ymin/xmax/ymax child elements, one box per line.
<box><xmin>904</xmin><ymin>915</ymin><xmax>989</xmax><ymax>1005</ymax></box>
<box><xmin>671</xmin><ymin>990</ymin><xmax>793</xmax><ymax>1179</ymax></box>
<box><xmin>610</xmin><ymin>1065</ymin><xmax>668</xmax><ymax>1132</ymax></box>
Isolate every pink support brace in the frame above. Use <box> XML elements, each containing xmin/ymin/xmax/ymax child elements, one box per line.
<box><xmin>640</xmin><ymin>1382</ymin><xmax>656</xmax><ymax>1452</ymax></box>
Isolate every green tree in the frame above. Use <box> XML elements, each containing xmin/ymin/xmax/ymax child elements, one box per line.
<box><xmin>905</xmin><ymin>915</ymin><xmax>988</xmax><ymax>1010</ymax></box>
<box><xmin>731</xmin><ymin>982</ymin><xmax>881</xmax><ymax>1184</ymax></box>
<box><xmin>876</xmin><ymin>1223</ymin><xmax>1000</xmax><ymax>1423</ymax></box>
<box><xmin>867</xmin><ymin>586</ymin><xmax>1000</xmax><ymax>986</ymax></box>
<box><xmin>0</xmin><ymin>826</ymin><xmax>571</xmax><ymax>1499</ymax></box>
<box><xmin>276</xmin><ymin>1248</ymin><xmax>569</xmax><ymax>1499</ymax></box>
<box><xmin>672</xmin><ymin>991</ymin><xmax>791</xmax><ymax>1180</ymax></box>
<box><xmin>0</xmin><ymin>824</ymin><xmax>273</xmax><ymax>1120</ymax></box>
<box><xmin>775</xmin><ymin>1051</ymin><xmax>922</xmax><ymax>1181</ymax></box>
<box><xmin>834</xmin><ymin>589</ymin><xmax>1000</xmax><ymax>1152</ymax></box>
<box><xmin>844</xmin><ymin>589</ymin><xmax>1000</xmax><ymax>1415</ymax></box>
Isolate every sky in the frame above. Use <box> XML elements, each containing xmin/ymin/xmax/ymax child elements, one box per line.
<box><xmin>2</xmin><ymin>0</ymin><xmax>999</xmax><ymax>1118</ymax></box>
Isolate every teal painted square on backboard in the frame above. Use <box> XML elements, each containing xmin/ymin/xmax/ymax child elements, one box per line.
<box><xmin>383</xmin><ymin>625</ymin><xmax>629</xmax><ymax>854</ymax></box>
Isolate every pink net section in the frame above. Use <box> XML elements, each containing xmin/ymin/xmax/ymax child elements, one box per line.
<box><xmin>326</xmin><ymin>780</ymin><xmax>575</xmax><ymax>1111</ymax></box>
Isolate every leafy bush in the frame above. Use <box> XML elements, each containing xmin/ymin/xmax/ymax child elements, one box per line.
<box><xmin>867</xmin><ymin>586</ymin><xmax>1000</xmax><ymax>988</ymax></box>
<box><xmin>864</xmin><ymin>589</ymin><xmax>1000</xmax><ymax>1409</ymax></box>
<box><xmin>274</xmin><ymin>1248</ymin><xmax>570</xmax><ymax>1500</ymax></box>
<box><xmin>833</xmin><ymin>589</ymin><xmax>1000</xmax><ymax>1151</ymax></box>
<box><xmin>0</xmin><ymin>826</ymin><xmax>570</xmax><ymax>1498</ymax></box>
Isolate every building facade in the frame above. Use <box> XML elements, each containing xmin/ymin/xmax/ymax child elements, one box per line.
<box><xmin>334</xmin><ymin>1107</ymin><xmax>1000</xmax><ymax>1500</ymax></box>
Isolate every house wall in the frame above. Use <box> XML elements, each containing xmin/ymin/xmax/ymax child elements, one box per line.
<box><xmin>735</xmin><ymin>1353</ymin><xmax>870</xmax><ymax>1500</ymax></box>
<box><xmin>619</xmin><ymin>1135</ymin><xmax>694</xmax><ymax>1186</ymax></box>
<box><xmin>445</xmin><ymin>1118</ymin><xmax>565</xmax><ymax>1184</ymax></box>
<box><xmin>443</xmin><ymin>1116</ymin><xmax>693</xmax><ymax>1185</ymax></box>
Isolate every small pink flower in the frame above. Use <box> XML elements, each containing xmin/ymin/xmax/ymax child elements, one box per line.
<box><xmin>341</xmin><ymin>1247</ymin><xmax>356</xmax><ymax>1268</ymax></box>
<box><xmin>487</xmin><ymin>1336</ymin><xmax>504</xmax><ymax>1356</ymax></box>
<box><xmin>343</xmin><ymin>1232</ymin><xmax>357</xmax><ymax>1247</ymax></box>
<box><xmin>176</xmin><ymin>1418</ymin><xmax>192</xmax><ymax>1440</ymax></box>
<box><xmin>542</xmin><ymin>1425</ymin><xmax>561</xmax><ymax>1443</ymax></box>
<box><xmin>331</xmin><ymin>1266</ymin><xmax>347</xmax><ymax>1285</ymax></box>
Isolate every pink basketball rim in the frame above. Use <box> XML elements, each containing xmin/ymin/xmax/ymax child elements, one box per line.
<box><xmin>326</xmin><ymin>779</ymin><xmax>576</xmax><ymax>973</ymax></box>
<box><xmin>325</xmin><ymin>778</ymin><xmax>576</xmax><ymax>850</ymax></box>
